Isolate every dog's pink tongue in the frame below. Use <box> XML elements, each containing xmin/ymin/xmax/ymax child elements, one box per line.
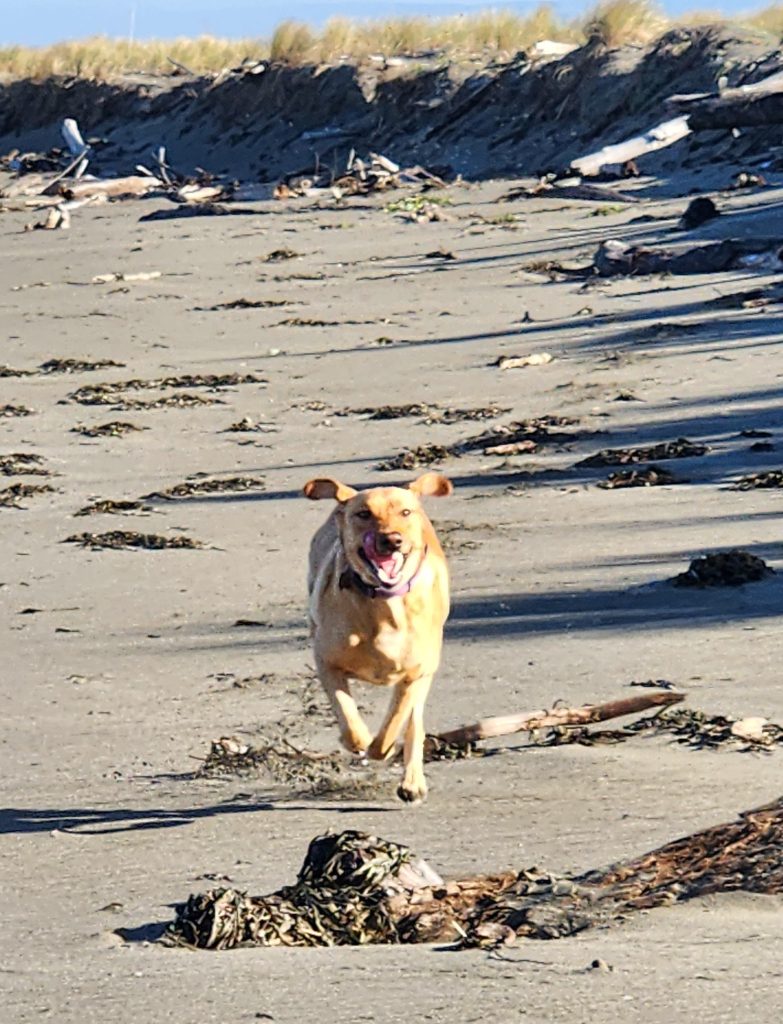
<box><xmin>363</xmin><ymin>531</ymin><xmax>399</xmax><ymax>578</ymax></box>
<box><xmin>375</xmin><ymin>554</ymin><xmax>398</xmax><ymax>576</ymax></box>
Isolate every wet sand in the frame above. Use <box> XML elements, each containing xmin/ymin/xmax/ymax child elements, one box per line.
<box><xmin>3</xmin><ymin>173</ymin><xmax>783</xmax><ymax>1022</ymax></box>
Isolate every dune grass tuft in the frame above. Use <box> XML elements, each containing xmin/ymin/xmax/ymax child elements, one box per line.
<box><xmin>0</xmin><ymin>3</ymin><xmax>780</xmax><ymax>82</ymax></box>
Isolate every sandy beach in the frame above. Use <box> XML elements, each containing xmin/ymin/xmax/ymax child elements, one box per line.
<box><xmin>3</xmin><ymin>165</ymin><xmax>783</xmax><ymax>1021</ymax></box>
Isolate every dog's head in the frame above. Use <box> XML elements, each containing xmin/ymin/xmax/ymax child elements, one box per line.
<box><xmin>304</xmin><ymin>473</ymin><xmax>452</xmax><ymax>589</ymax></box>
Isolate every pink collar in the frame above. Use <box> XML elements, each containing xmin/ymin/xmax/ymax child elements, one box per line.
<box><xmin>339</xmin><ymin>547</ymin><xmax>428</xmax><ymax>599</ymax></box>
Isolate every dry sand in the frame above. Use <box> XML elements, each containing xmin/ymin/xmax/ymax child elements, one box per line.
<box><xmin>3</xmin><ymin>171</ymin><xmax>783</xmax><ymax>1022</ymax></box>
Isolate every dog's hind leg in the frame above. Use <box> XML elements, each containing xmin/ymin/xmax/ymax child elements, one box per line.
<box><xmin>368</xmin><ymin>674</ymin><xmax>433</xmax><ymax>803</ymax></box>
<box><xmin>317</xmin><ymin>661</ymin><xmax>373</xmax><ymax>755</ymax></box>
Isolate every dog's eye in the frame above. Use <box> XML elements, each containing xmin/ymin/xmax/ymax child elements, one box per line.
<box><xmin>401</xmin><ymin>509</ymin><xmax>411</xmax><ymax>517</ymax></box>
<box><xmin>355</xmin><ymin>510</ymin><xmax>372</xmax><ymax>520</ymax></box>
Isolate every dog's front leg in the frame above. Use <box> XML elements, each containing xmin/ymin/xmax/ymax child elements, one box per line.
<box><xmin>399</xmin><ymin>675</ymin><xmax>433</xmax><ymax>804</ymax></box>
<box><xmin>316</xmin><ymin>661</ymin><xmax>373</xmax><ymax>755</ymax></box>
<box><xmin>368</xmin><ymin>674</ymin><xmax>433</xmax><ymax>803</ymax></box>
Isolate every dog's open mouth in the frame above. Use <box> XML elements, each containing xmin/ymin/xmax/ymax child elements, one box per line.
<box><xmin>360</xmin><ymin>532</ymin><xmax>407</xmax><ymax>586</ymax></box>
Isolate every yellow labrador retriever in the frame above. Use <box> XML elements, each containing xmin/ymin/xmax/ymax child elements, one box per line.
<box><xmin>304</xmin><ymin>473</ymin><xmax>452</xmax><ymax>803</ymax></box>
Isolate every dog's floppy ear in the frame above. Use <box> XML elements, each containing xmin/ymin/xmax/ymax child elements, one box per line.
<box><xmin>303</xmin><ymin>477</ymin><xmax>358</xmax><ymax>502</ymax></box>
<box><xmin>408</xmin><ymin>473</ymin><xmax>453</xmax><ymax>498</ymax></box>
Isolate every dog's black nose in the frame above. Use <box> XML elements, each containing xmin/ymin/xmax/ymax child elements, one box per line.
<box><xmin>375</xmin><ymin>532</ymin><xmax>403</xmax><ymax>554</ymax></box>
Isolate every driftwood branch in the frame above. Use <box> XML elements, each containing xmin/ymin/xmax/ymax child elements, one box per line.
<box><xmin>668</xmin><ymin>67</ymin><xmax>783</xmax><ymax>130</ymax></box>
<box><xmin>435</xmin><ymin>690</ymin><xmax>684</xmax><ymax>745</ymax></box>
<box><xmin>63</xmin><ymin>175</ymin><xmax>161</xmax><ymax>200</ymax></box>
<box><xmin>167</xmin><ymin>56</ymin><xmax>196</xmax><ymax>76</ymax></box>
<box><xmin>571</xmin><ymin>116</ymin><xmax>691</xmax><ymax>176</ymax></box>
<box><xmin>678</xmin><ymin>93</ymin><xmax>783</xmax><ymax>130</ymax></box>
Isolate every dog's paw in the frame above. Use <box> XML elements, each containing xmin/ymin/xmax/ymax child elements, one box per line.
<box><xmin>340</xmin><ymin>728</ymin><xmax>373</xmax><ymax>756</ymax></box>
<box><xmin>397</xmin><ymin>780</ymin><xmax>427</xmax><ymax>805</ymax></box>
<box><xmin>367</xmin><ymin>736</ymin><xmax>397</xmax><ymax>762</ymax></box>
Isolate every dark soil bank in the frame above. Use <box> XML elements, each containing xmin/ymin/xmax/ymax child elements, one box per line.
<box><xmin>2</xmin><ymin>25</ymin><xmax>783</xmax><ymax>182</ymax></box>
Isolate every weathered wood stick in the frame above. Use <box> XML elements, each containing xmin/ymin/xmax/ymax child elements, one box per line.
<box><xmin>667</xmin><ymin>67</ymin><xmax>783</xmax><ymax>129</ymax></box>
<box><xmin>570</xmin><ymin>116</ymin><xmax>691</xmax><ymax>176</ymax></box>
<box><xmin>679</xmin><ymin>94</ymin><xmax>783</xmax><ymax>131</ymax></box>
<box><xmin>167</xmin><ymin>55</ymin><xmax>196</xmax><ymax>76</ymax></box>
<box><xmin>39</xmin><ymin>147</ymin><xmax>90</xmax><ymax>195</ymax></box>
<box><xmin>63</xmin><ymin>175</ymin><xmax>161</xmax><ymax>199</ymax></box>
<box><xmin>435</xmin><ymin>690</ymin><xmax>684</xmax><ymax>745</ymax></box>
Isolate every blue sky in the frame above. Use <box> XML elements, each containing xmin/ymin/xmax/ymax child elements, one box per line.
<box><xmin>2</xmin><ymin>0</ymin><xmax>750</xmax><ymax>47</ymax></box>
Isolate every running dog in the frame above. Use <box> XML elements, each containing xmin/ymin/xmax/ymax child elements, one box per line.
<box><xmin>304</xmin><ymin>473</ymin><xmax>452</xmax><ymax>802</ymax></box>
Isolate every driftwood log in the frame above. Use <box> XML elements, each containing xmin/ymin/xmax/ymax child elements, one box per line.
<box><xmin>571</xmin><ymin>116</ymin><xmax>691</xmax><ymax>176</ymax></box>
<box><xmin>592</xmin><ymin>237</ymin><xmax>783</xmax><ymax>277</ymax></box>
<box><xmin>669</xmin><ymin>68</ymin><xmax>783</xmax><ymax>130</ymax></box>
<box><xmin>431</xmin><ymin>690</ymin><xmax>683</xmax><ymax>747</ymax></box>
<box><xmin>164</xmin><ymin>796</ymin><xmax>783</xmax><ymax>949</ymax></box>
<box><xmin>63</xmin><ymin>176</ymin><xmax>161</xmax><ymax>200</ymax></box>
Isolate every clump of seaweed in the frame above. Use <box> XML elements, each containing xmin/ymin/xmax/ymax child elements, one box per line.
<box><xmin>39</xmin><ymin>358</ymin><xmax>125</xmax><ymax>373</ymax></box>
<box><xmin>223</xmin><ymin>416</ymin><xmax>277</xmax><ymax>433</ymax></box>
<box><xmin>597</xmin><ymin>466</ymin><xmax>683</xmax><ymax>489</ymax></box>
<box><xmin>377</xmin><ymin>444</ymin><xmax>453</xmax><ymax>471</ymax></box>
<box><xmin>673</xmin><ymin>550</ymin><xmax>774</xmax><ymax>588</ymax></box>
<box><xmin>732</xmin><ymin>471</ymin><xmax>783</xmax><ymax>490</ymax></box>
<box><xmin>74</xmin><ymin>499</ymin><xmax>152</xmax><ymax>517</ymax></box>
<box><xmin>342</xmin><ymin>403</ymin><xmax>438</xmax><ymax>420</ymax></box>
<box><xmin>144</xmin><ymin>476</ymin><xmax>265</xmax><ymax>499</ymax></box>
<box><xmin>162</xmin><ymin>794</ymin><xmax>783</xmax><ymax>950</ymax></box>
<box><xmin>118</xmin><ymin>393</ymin><xmax>222</xmax><ymax>410</ymax></box>
<box><xmin>69</xmin><ymin>373</ymin><xmax>266</xmax><ymax>406</ymax></box>
<box><xmin>578</xmin><ymin>437</ymin><xmax>707</xmax><ymax>467</ymax></box>
<box><xmin>377</xmin><ymin>416</ymin><xmax>581</xmax><ymax>470</ymax></box>
<box><xmin>0</xmin><ymin>453</ymin><xmax>49</xmax><ymax>476</ymax></box>
<box><xmin>0</xmin><ymin>482</ymin><xmax>55</xmax><ymax>508</ymax></box>
<box><xmin>455</xmin><ymin>416</ymin><xmax>580</xmax><ymax>455</ymax></box>
<box><xmin>0</xmin><ymin>366</ymin><xmax>33</xmax><ymax>378</ymax></box>
<box><xmin>64</xmin><ymin>531</ymin><xmax>204</xmax><ymax>550</ymax></box>
<box><xmin>196</xmin><ymin>737</ymin><xmax>383</xmax><ymax>798</ymax></box>
<box><xmin>0</xmin><ymin>404</ymin><xmax>34</xmax><ymax>418</ymax></box>
<box><xmin>341</xmin><ymin>404</ymin><xmax>510</xmax><ymax>424</ymax></box>
<box><xmin>72</xmin><ymin>421</ymin><xmax>147</xmax><ymax>437</ymax></box>
<box><xmin>203</xmin><ymin>298</ymin><xmax>292</xmax><ymax>310</ymax></box>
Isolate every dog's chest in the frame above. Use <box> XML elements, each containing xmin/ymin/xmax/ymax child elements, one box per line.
<box><xmin>372</xmin><ymin>619</ymin><xmax>408</xmax><ymax>666</ymax></box>
<box><xmin>342</xmin><ymin>616</ymin><xmax>417</xmax><ymax>685</ymax></box>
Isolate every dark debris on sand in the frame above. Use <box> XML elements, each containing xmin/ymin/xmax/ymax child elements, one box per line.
<box><xmin>0</xmin><ymin>453</ymin><xmax>50</xmax><ymax>476</ymax></box>
<box><xmin>0</xmin><ymin>482</ymin><xmax>55</xmax><ymax>508</ymax></box>
<box><xmin>116</xmin><ymin>393</ymin><xmax>223</xmax><ymax>410</ymax></box>
<box><xmin>627</xmin><ymin>707</ymin><xmax>783</xmax><ymax>751</ymax></box>
<box><xmin>377</xmin><ymin>444</ymin><xmax>454</xmax><ymax>471</ymax></box>
<box><xmin>578</xmin><ymin>437</ymin><xmax>707</xmax><ymax>468</ymax></box>
<box><xmin>39</xmin><ymin>358</ymin><xmax>126</xmax><ymax>373</ymax></box>
<box><xmin>456</xmin><ymin>416</ymin><xmax>581</xmax><ymax>455</ymax></box>
<box><xmin>201</xmin><ymin>298</ymin><xmax>293</xmax><ymax>310</ymax></box>
<box><xmin>144</xmin><ymin>475</ymin><xmax>265</xmax><ymax>500</ymax></box>
<box><xmin>224</xmin><ymin>416</ymin><xmax>278</xmax><ymax>433</ymax></box>
<box><xmin>262</xmin><ymin>248</ymin><xmax>300</xmax><ymax>262</ymax></box>
<box><xmin>72</xmin><ymin>421</ymin><xmax>147</xmax><ymax>437</ymax></box>
<box><xmin>423</xmin><ymin>736</ymin><xmax>481</xmax><ymax>761</ymax></box>
<box><xmin>597</xmin><ymin>466</ymin><xmax>684</xmax><ymax>489</ymax></box>
<box><xmin>548</xmin><ymin>706</ymin><xmax>783</xmax><ymax>752</ymax></box>
<box><xmin>0</xmin><ymin>404</ymin><xmax>33</xmax><ymax>418</ymax></box>
<box><xmin>342</xmin><ymin>404</ymin><xmax>509</xmax><ymax>424</ymax></box>
<box><xmin>377</xmin><ymin>417</ymin><xmax>581</xmax><ymax>470</ymax></box>
<box><xmin>163</xmin><ymin>795</ymin><xmax>783</xmax><ymax>949</ymax></box>
<box><xmin>673</xmin><ymin>550</ymin><xmax>774</xmax><ymax>587</ymax></box>
<box><xmin>0</xmin><ymin>365</ymin><xmax>34</xmax><ymax>378</ymax></box>
<box><xmin>64</xmin><ymin>531</ymin><xmax>204</xmax><ymax>550</ymax></box>
<box><xmin>69</xmin><ymin>373</ymin><xmax>266</xmax><ymax>406</ymax></box>
<box><xmin>196</xmin><ymin>736</ymin><xmax>383</xmax><ymax>798</ymax></box>
<box><xmin>74</xmin><ymin>499</ymin><xmax>153</xmax><ymax>517</ymax></box>
<box><xmin>732</xmin><ymin>470</ymin><xmax>783</xmax><ymax>490</ymax></box>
